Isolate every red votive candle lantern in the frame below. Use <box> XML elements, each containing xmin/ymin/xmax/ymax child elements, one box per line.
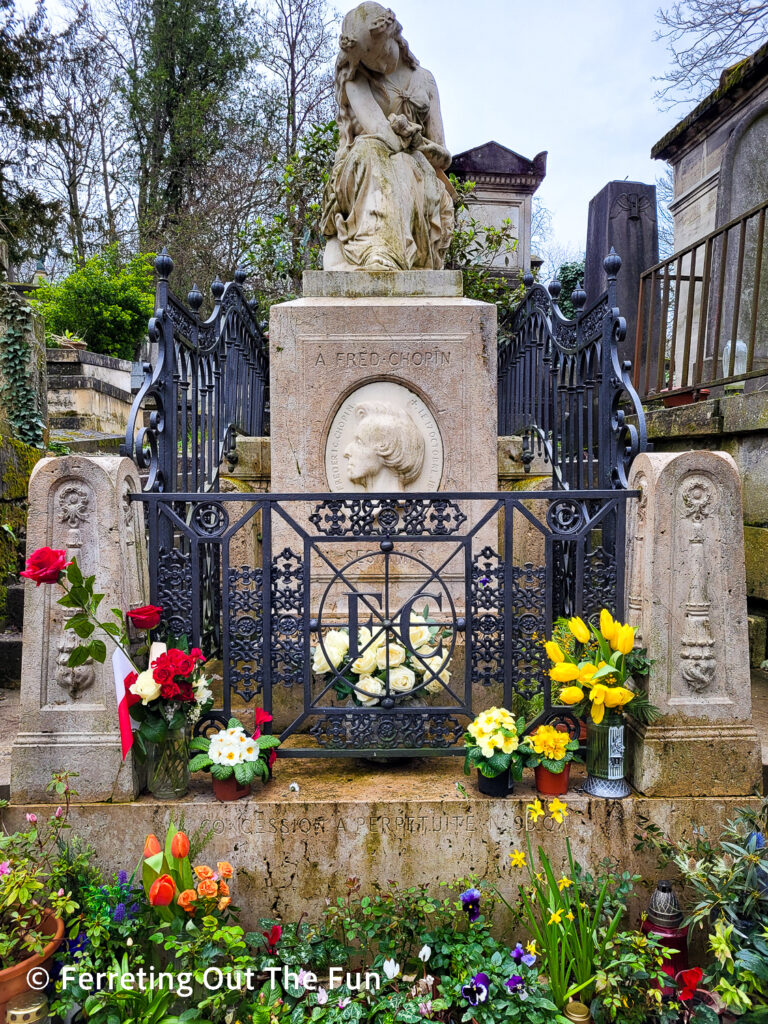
<box><xmin>642</xmin><ymin>880</ymin><xmax>689</xmax><ymax>993</ymax></box>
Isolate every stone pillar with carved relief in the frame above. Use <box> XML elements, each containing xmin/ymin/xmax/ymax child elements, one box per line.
<box><xmin>625</xmin><ymin>451</ymin><xmax>762</xmax><ymax>796</ymax></box>
<box><xmin>11</xmin><ymin>456</ymin><xmax>148</xmax><ymax>802</ymax></box>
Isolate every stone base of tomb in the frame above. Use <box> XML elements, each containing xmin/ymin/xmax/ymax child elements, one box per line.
<box><xmin>2</xmin><ymin>757</ymin><xmax>758</xmax><ymax>931</ymax></box>
<box><xmin>627</xmin><ymin>720</ymin><xmax>763</xmax><ymax>797</ymax></box>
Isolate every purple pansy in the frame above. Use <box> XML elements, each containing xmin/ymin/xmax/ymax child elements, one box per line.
<box><xmin>506</xmin><ymin>974</ymin><xmax>524</xmax><ymax>993</ymax></box>
<box><xmin>511</xmin><ymin>943</ymin><xmax>524</xmax><ymax>963</ymax></box>
<box><xmin>460</xmin><ymin>887</ymin><xmax>482</xmax><ymax>923</ymax></box>
<box><xmin>522</xmin><ymin>953</ymin><xmax>536</xmax><ymax>967</ymax></box>
<box><xmin>461</xmin><ymin>972</ymin><xmax>490</xmax><ymax>1006</ymax></box>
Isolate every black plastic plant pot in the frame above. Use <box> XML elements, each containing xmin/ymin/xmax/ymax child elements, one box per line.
<box><xmin>476</xmin><ymin>768</ymin><xmax>514</xmax><ymax>797</ymax></box>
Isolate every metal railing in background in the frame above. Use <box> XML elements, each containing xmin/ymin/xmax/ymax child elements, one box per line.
<box><xmin>498</xmin><ymin>250</ymin><xmax>647</xmax><ymax>490</ymax></box>
<box><xmin>121</xmin><ymin>250</ymin><xmax>269</xmax><ymax>494</ymax></box>
<box><xmin>633</xmin><ymin>198</ymin><xmax>768</xmax><ymax>401</ymax></box>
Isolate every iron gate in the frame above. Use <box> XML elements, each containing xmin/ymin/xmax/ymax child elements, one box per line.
<box><xmin>133</xmin><ymin>489</ymin><xmax>636</xmax><ymax>756</ymax></box>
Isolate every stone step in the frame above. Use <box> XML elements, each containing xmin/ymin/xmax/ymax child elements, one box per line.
<box><xmin>49</xmin><ymin>429</ymin><xmax>124</xmax><ymax>454</ymax></box>
<box><xmin>0</xmin><ymin>632</ymin><xmax>22</xmax><ymax>686</ymax></box>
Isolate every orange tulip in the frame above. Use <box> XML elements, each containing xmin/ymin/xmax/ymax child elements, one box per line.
<box><xmin>177</xmin><ymin>889</ymin><xmax>198</xmax><ymax>912</ymax></box>
<box><xmin>197</xmin><ymin>878</ymin><xmax>218</xmax><ymax>899</ymax></box>
<box><xmin>143</xmin><ymin>834</ymin><xmax>162</xmax><ymax>859</ymax></box>
<box><xmin>217</xmin><ymin>861</ymin><xmax>234</xmax><ymax>879</ymax></box>
<box><xmin>148</xmin><ymin>873</ymin><xmax>176</xmax><ymax>906</ymax></box>
<box><xmin>170</xmin><ymin>831</ymin><xmax>190</xmax><ymax>859</ymax></box>
<box><xmin>194</xmin><ymin>865</ymin><xmax>214</xmax><ymax>881</ymax></box>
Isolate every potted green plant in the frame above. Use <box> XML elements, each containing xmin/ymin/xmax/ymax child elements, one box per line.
<box><xmin>522</xmin><ymin>724</ymin><xmax>581</xmax><ymax>796</ymax></box>
<box><xmin>463</xmin><ymin>707</ymin><xmax>526</xmax><ymax>797</ymax></box>
<box><xmin>189</xmin><ymin>715</ymin><xmax>280</xmax><ymax>801</ymax></box>
<box><xmin>0</xmin><ymin>773</ymin><xmax>78</xmax><ymax>1020</ymax></box>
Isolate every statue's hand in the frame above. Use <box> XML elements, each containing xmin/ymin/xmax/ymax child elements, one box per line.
<box><xmin>417</xmin><ymin>139</ymin><xmax>451</xmax><ymax>171</ymax></box>
<box><xmin>388</xmin><ymin>113</ymin><xmax>421</xmax><ymax>142</ymax></box>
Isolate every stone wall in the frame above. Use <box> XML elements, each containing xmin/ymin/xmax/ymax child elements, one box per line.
<box><xmin>47</xmin><ymin>348</ymin><xmax>133</xmax><ymax>436</ymax></box>
<box><xmin>652</xmin><ymin>42</ymin><xmax>768</xmax><ymax>250</ymax></box>
<box><xmin>632</xmin><ymin>391</ymin><xmax>768</xmax><ymax>666</ymax></box>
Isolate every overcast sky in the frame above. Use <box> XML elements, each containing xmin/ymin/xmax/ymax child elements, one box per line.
<box><xmin>25</xmin><ymin>0</ymin><xmax>686</xmax><ymax>259</ymax></box>
<box><xmin>396</xmin><ymin>0</ymin><xmax>681</xmax><ymax>257</ymax></box>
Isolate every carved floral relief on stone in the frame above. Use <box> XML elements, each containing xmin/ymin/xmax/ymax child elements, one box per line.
<box><xmin>325</xmin><ymin>380</ymin><xmax>443</xmax><ymax>492</ymax></box>
<box><xmin>678</xmin><ymin>475</ymin><xmax>717</xmax><ymax>695</ymax></box>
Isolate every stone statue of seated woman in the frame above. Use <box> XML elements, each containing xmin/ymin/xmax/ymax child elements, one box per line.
<box><xmin>321</xmin><ymin>2</ymin><xmax>455</xmax><ymax>272</ymax></box>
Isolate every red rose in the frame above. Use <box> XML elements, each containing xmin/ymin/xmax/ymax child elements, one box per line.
<box><xmin>177</xmin><ymin>681</ymin><xmax>195</xmax><ymax>702</ymax></box>
<box><xmin>126</xmin><ymin>605</ymin><xmax>163</xmax><ymax>629</ymax></box>
<box><xmin>167</xmin><ymin>649</ymin><xmax>190</xmax><ymax>674</ymax></box>
<box><xmin>124</xmin><ymin>671</ymin><xmax>141</xmax><ymax>707</ymax></box>
<box><xmin>20</xmin><ymin>547</ymin><xmax>71</xmax><ymax>586</ymax></box>
<box><xmin>160</xmin><ymin>680</ymin><xmax>182</xmax><ymax>700</ymax></box>
<box><xmin>154</xmin><ymin>663</ymin><xmax>174</xmax><ymax>686</ymax></box>
<box><xmin>176</xmin><ymin>653</ymin><xmax>195</xmax><ymax>678</ymax></box>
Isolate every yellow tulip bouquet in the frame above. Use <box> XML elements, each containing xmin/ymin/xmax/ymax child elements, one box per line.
<box><xmin>547</xmin><ymin>610</ymin><xmax>658</xmax><ymax>726</ymax></box>
<box><xmin>463</xmin><ymin>706</ymin><xmax>527</xmax><ymax>780</ymax></box>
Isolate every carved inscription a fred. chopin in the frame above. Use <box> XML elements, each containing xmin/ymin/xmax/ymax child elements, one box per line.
<box><xmin>316</xmin><ymin>350</ymin><xmax>451</xmax><ymax>369</ymax></box>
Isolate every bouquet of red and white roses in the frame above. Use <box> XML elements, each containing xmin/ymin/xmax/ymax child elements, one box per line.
<box><xmin>127</xmin><ymin>642</ymin><xmax>213</xmax><ymax>760</ymax></box>
<box><xmin>20</xmin><ymin>546</ymin><xmax>213</xmax><ymax>760</ymax></box>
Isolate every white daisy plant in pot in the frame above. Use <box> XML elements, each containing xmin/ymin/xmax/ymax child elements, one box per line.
<box><xmin>189</xmin><ymin>714</ymin><xmax>280</xmax><ymax>802</ymax></box>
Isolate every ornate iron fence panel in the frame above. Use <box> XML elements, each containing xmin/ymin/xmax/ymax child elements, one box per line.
<box><xmin>498</xmin><ymin>250</ymin><xmax>647</xmax><ymax>490</ymax></box>
<box><xmin>133</xmin><ymin>489</ymin><xmax>636</xmax><ymax>758</ymax></box>
<box><xmin>121</xmin><ymin>250</ymin><xmax>269</xmax><ymax>495</ymax></box>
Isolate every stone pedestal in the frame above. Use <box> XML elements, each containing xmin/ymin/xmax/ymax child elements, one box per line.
<box><xmin>269</xmin><ymin>272</ymin><xmax>498</xmax><ymax>614</ymax></box>
<box><xmin>11</xmin><ymin>456</ymin><xmax>148</xmax><ymax>803</ymax></box>
<box><xmin>625</xmin><ymin>451</ymin><xmax>762</xmax><ymax>796</ymax></box>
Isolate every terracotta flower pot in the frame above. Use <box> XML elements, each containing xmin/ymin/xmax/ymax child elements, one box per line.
<box><xmin>0</xmin><ymin>912</ymin><xmax>65</xmax><ymax>1021</ymax></box>
<box><xmin>212</xmin><ymin>774</ymin><xmax>251</xmax><ymax>802</ymax></box>
<box><xmin>534</xmin><ymin>762</ymin><xmax>570</xmax><ymax>796</ymax></box>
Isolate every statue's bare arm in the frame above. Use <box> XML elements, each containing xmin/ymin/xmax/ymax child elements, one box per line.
<box><xmin>420</xmin><ymin>70</ymin><xmax>451</xmax><ymax>170</ymax></box>
<box><xmin>345</xmin><ymin>77</ymin><xmax>404</xmax><ymax>152</ymax></box>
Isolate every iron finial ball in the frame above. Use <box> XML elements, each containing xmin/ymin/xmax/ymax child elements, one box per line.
<box><xmin>234</xmin><ymin>266</ymin><xmax>247</xmax><ymax>285</ymax></box>
<box><xmin>380</xmin><ymin>539</ymin><xmax>394</xmax><ymax>553</ymax></box>
<box><xmin>523</xmin><ymin>271</ymin><xmax>534</xmax><ymax>289</ymax></box>
<box><xmin>188</xmin><ymin>284</ymin><xmax>203</xmax><ymax>312</ymax></box>
<box><xmin>211</xmin><ymin>276</ymin><xmax>225</xmax><ymax>301</ymax></box>
<box><xmin>604</xmin><ymin>247</ymin><xmax>622</xmax><ymax>278</ymax></box>
<box><xmin>155</xmin><ymin>248</ymin><xmax>174</xmax><ymax>279</ymax></box>
<box><xmin>571</xmin><ymin>282</ymin><xmax>587</xmax><ymax>311</ymax></box>
<box><xmin>548</xmin><ymin>279</ymin><xmax>562</xmax><ymax>300</ymax></box>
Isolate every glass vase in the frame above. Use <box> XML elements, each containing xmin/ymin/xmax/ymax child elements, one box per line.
<box><xmin>146</xmin><ymin>726</ymin><xmax>190</xmax><ymax>800</ymax></box>
<box><xmin>582</xmin><ymin>715</ymin><xmax>631</xmax><ymax>798</ymax></box>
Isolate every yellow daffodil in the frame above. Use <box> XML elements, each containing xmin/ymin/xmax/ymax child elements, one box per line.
<box><xmin>548</xmin><ymin>909</ymin><xmax>563</xmax><ymax>925</ymax></box>
<box><xmin>525</xmin><ymin>940</ymin><xmax>537</xmax><ymax>956</ymax></box>
<box><xmin>527</xmin><ymin>799</ymin><xmax>544</xmax><ymax>822</ymax></box>
<box><xmin>568</xmin><ymin>617</ymin><xmax>590</xmax><ymax>644</ymax></box>
<box><xmin>600</xmin><ymin>609</ymin><xmax>618</xmax><ymax>643</ymax></box>
<box><xmin>557</xmin><ymin>876</ymin><xmax>573</xmax><ymax>891</ymax></box>
<box><xmin>566</xmin><ymin>911</ymin><xmax>575</xmax><ymax>922</ymax></box>
<box><xmin>589</xmin><ymin>683</ymin><xmax>610</xmax><ymax>724</ymax></box>
<box><xmin>548</xmin><ymin>797</ymin><xmax>569</xmax><ymax>823</ymax></box>
<box><xmin>550</xmin><ymin>663</ymin><xmax>580</xmax><ymax>683</ymax></box>
<box><xmin>545</xmin><ymin>640</ymin><xmax>565</xmax><ymax>664</ymax></box>
<box><xmin>611</xmin><ymin>623</ymin><xmax>635</xmax><ymax>655</ymax></box>
<box><xmin>509</xmin><ymin>849</ymin><xmax>526</xmax><ymax>868</ymax></box>
<box><xmin>580</xmin><ymin>901</ymin><xmax>588</xmax><ymax>909</ymax></box>
<box><xmin>559</xmin><ymin>685</ymin><xmax>585</xmax><ymax>705</ymax></box>
<box><xmin>535</xmin><ymin>872</ymin><xmax>544</xmax><ymax>882</ymax></box>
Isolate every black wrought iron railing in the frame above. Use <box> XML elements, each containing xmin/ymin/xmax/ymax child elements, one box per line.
<box><xmin>498</xmin><ymin>250</ymin><xmax>647</xmax><ymax>490</ymax></box>
<box><xmin>121</xmin><ymin>250</ymin><xmax>269</xmax><ymax>494</ymax></box>
<box><xmin>132</xmin><ymin>489</ymin><xmax>634</xmax><ymax>757</ymax></box>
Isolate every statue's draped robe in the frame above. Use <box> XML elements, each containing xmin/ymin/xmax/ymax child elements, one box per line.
<box><xmin>322</xmin><ymin>68</ymin><xmax>454</xmax><ymax>270</ymax></box>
